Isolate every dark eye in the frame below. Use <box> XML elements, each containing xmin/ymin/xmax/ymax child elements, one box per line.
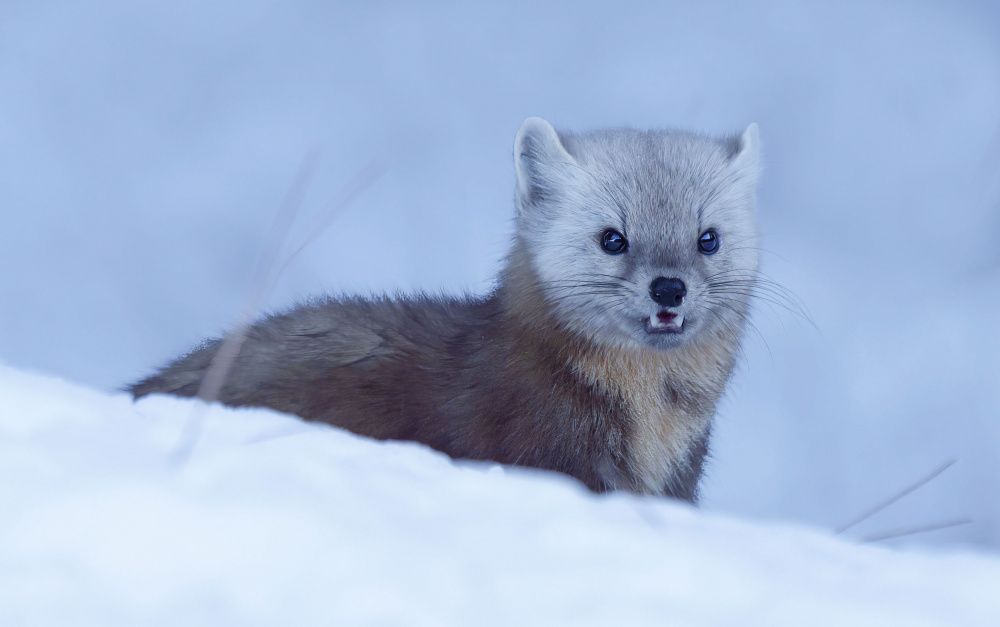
<box><xmin>698</xmin><ymin>230</ymin><xmax>719</xmax><ymax>255</ymax></box>
<box><xmin>601</xmin><ymin>229</ymin><xmax>628</xmax><ymax>254</ymax></box>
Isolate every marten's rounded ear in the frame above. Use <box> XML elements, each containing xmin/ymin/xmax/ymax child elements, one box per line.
<box><xmin>732</xmin><ymin>123</ymin><xmax>760</xmax><ymax>165</ymax></box>
<box><xmin>738</xmin><ymin>123</ymin><xmax>759</xmax><ymax>159</ymax></box>
<box><xmin>730</xmin><ymin>122</ymin><xmax>761</xmax><ymax>184</ymax></box>
<box><xmin>513</xmin><ymin>117</ymin><xmax>576</xmax><ymax>207</ymax></box>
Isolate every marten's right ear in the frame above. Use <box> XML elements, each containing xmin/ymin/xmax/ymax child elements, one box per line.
<box><xmin>514</xmin><ymin>117</ymin><xmax>576</xmax><ymax>208</ymax></box>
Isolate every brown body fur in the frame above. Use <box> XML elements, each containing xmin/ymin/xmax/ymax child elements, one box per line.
<box><xmin>130</xmin><ymin>118</ymin><xmax>760</xmax><ymax>502</ymax></box>
<box><xmin>130</xmin><ymin>239</ymin><xmax>737</xmax><ymax>501</ymax></box>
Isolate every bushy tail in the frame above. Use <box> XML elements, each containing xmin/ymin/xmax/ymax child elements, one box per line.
<box><xmin>126</xmin><ymin>339</ymin><xmax>221</xmax><ymax>400</ymax></box>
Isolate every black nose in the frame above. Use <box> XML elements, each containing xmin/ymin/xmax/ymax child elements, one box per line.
<box><xmin>649</xmin><ymin>277</ymin><xmax>686</xmax><ymax>307</ymax></box>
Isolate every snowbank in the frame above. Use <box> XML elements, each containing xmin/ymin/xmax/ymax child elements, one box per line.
<box><xmin>1</xmin><ymin>364</ymin><xmax>997</xmax><ymax>626</ymax></box>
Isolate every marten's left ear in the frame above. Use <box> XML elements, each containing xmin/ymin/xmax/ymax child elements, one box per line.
<box><xmin>729</xmin><ymin>123</ymin><xmax>760</xmax><ymax>186</ymax></box>
<box><xmin>730</xmin><ymin>122</ymin><xmax>761</xmax><ymax>183</ymax></box>
<box><xmin>513</xmin><ymin>117</ymin><xmax>577</xmax><ymax>209</ymax></box>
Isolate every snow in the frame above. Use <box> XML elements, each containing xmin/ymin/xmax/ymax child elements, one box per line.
<box><xmin>2</xmin><ymin>363</ymin><xmax>999</xmax><ymax>626</ymax></box>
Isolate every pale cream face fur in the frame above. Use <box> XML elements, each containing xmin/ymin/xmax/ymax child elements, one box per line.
<box><xmin>512</xmin><ymin>117</ymin><xmax>762</xmax><ymax>491</ymax></box>
<box><xmin>513</xmin><ymin>117</ymin><xmax>761</xmax><ymax>355</ymax></box>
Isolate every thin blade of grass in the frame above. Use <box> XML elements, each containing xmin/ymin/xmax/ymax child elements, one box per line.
<box><xmin>835</xmin><ymin>458</ymin><xmax>957</xmax><ymax>535</ymax></box>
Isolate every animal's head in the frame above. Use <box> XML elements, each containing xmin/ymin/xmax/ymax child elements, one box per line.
<box><xmin>512</xmin><ymin>117</ymin><xmax>761</xmax><ymax>351</ymax></box>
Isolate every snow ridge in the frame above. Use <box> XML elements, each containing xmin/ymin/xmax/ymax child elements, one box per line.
<box><xmin>1</xmin><ymin>364</ymin><xmax>998</xmax><ymax>626</ymax></box>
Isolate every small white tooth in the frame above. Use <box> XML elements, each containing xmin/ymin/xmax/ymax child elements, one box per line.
<box><xmin>673</xmin><ymin>313</ymin><xmax>684</xmax><ymax>328</ymax></box>
<box><xmin>649</xmin><ymin>313</ymin><xmax>663</xmax><ymax>328</ymax></box>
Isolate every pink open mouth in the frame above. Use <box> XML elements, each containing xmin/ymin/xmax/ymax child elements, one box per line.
<box><xmin>646</xmin><ymin>311</ymin><xmax>684</xmax><ymax>334</ymax></box>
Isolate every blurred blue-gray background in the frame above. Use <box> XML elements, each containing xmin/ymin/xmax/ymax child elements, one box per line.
<box><xmin>2</xmin><ymin>1</ymin><xmax>998</xmax><ymax>550</ymax></box>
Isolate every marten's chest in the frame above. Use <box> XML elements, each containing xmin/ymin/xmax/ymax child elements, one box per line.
<box><xmin>571</xmin><ymin>342</ymin><xmax>730</xmax><ymax>494</ymax></box>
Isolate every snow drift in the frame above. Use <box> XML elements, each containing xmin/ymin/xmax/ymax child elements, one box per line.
<box><xmin>1</xmin><ymin>363</ymin><xmax>997</xmax><ymax>626</ymax></box>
